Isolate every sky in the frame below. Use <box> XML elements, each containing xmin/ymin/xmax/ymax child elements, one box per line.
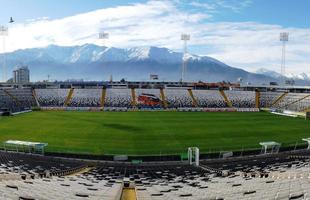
<box><xmin>0</xmin><ymin>0</ymin><xmax>310</xmax><ymax>75</ymax></box>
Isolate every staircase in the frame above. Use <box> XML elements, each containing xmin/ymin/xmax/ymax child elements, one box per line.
<box><xmin>32</xmin><ymin>89</ymin><xmax>40</xmax><ymax>107</ymax></box>
<box><xmin>131</xmin><ymin>88</ymin><xmax>137</xmax><ymax>108</ymax></box>
<box><xmin>219</xmin><ymin>90</ymin><xmax>232</xmax><ymax>108</ymax></box>
<box><xmin>64</xmin><ymin>88</ymin><xmax>74</xmax><ymax>107</ymax></box>
<box><xmin>100</xmin><ymin>88</ymin><xmax>106</xmax><ymax>109</ymax></box>
<box><xmin>255</xmin><ymin>90</ymin><xmax>260</xmax><ymax>108</ymax></box>
<box><xmin>121</xmin><ymin>187</ymin><xmax>137</xmax><ymax>200</ymax></box>
<box><xmin>188</xmin><ymin>89</ymin><xmax>198</xmax><ymax>107</ymax></box>
<box><xmin>160</xmin><ymin>88</ymin><xmax>168</xmax><ymax>109</ymax></box>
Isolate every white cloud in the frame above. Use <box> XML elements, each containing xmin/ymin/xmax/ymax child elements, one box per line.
<box><xmin>189</xmin><ymin>2</ymin><xmax>217</xmax><ymax>10</ymax></box>
<box><xmin>188</xmin><ymin>0</ymin><xmax>253</xmax><ymax>13</ymax></box>
<box><xmin>203</xmin><ymin>23</ymin><xmax>310</xmax><ymax>75</ymax></box>
<box><xmin>0</xmin><ymin>0</ymin><xmax>310</xmax><ymax>76</ymax></box>
<box><xmin>215</xmin><ymin>0</ymin><xmax>253</xmax><ymax>12</ymax></box>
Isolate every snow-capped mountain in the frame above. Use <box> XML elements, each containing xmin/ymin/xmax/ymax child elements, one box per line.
<box><xmin>2</xmin><ymin>44</ymin><xmax>277</xmax><ymax>83</ymax></box>
<box><xmin>256</xmin><ymin>68</ymin><xmax>283</xmax><ymax>79</ymax></box>
<box><xmin>286</xmin><ymin>72</ymin><xmax>310</xmax><ymax>81</ymax></box>
<box><xmin>256</xmin><ymin>68</ymin><xmax>310</xmax><ymax>83</ymax></box>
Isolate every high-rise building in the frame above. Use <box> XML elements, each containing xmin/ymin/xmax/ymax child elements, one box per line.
<box><xmin>13</xmin><ymin>66</ymin><xmax>30</xmax><ymax>83</ymax></box>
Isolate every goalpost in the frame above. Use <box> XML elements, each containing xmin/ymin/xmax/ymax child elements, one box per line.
<box><xmin>188</xmin><ymin>147</ymin><xmax>199</xmax><ymax>166</ymax></box>
<box><xmin>259</xmin><ymin>141</ymin><xmax>281</xmax><ymax>154</ymax></box>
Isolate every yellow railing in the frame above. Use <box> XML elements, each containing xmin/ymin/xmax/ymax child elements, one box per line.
<box><xmin>188</xmin><ymin>89</ymin><xmax>198</xmax><ymax>107</ymax></box>
<box><xmin>64</xmin><ymin>88</ymin><xmax>74</xmax><ymax>107</ymax></box>
<box><xmin>219</xmin><ymin>90</ymin><xmax>232</xmax><ymax>108</ymax></box>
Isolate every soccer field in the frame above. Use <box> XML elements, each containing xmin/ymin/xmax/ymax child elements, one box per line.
<box><xmin>0</xmin><ymin>111</ymin><xmax>309</xmax><ymax>155</ymax></box>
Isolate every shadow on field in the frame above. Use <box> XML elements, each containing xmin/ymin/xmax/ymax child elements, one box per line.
<box><xmin>104</xmin><ymin>123</ymin><xmax>143</xmax><ymax>132</ymax></box>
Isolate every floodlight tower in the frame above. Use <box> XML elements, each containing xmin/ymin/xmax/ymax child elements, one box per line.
<box><xmin>280</xmin><ymin>32</ymin><xmax>289</xmax><ymax>85</ymax></box>
<box><xmin>0</xmin><ymin>25</ymin><xmax>8</xmax><ymax>83</ymax></box>
<box><xmin>99</xmin><ymin>32</ymin><xmax>109</xmax><ymax>40</ymax></box>
<box><xmin>0</xmin><ymin>18</ymin><xmax>14</xmax><ymax>83</ymax></box>
<box><xmin>181</xmin><ymin>34</ymin><xmax>190</xmax><ymax>83</ymax></box>
<box><xmin>99</xmin><ymin>31</ymin><xmax>109</xmax><ymax>80</ymax></box>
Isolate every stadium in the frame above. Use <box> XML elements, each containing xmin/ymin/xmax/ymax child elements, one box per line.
<box><xmin>1</xmin><ymin>1</ymin><xmax>310</xmax><ymax>200</ymax></box>
<box><xmin>1</xmin><ymin>81</ymin><xmax>310</xmax><ymax>199</ymax></box>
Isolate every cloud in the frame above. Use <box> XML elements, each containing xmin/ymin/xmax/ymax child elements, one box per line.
<box><xmin>3</xmin><ymin>0</ymin><xmax>210</xmax><ymax>50</ymax></box>
<box><xmin>1</xmin><ymin>0</ymin><xmax>310</xmax><ymax>76</ymax></box>
<box><xmin>189</xmin><ymin>2</ymin><xmax>217</xmax><ymax>10</ymax></box>
<box><xmin>215</xmin><ymin>0</ymin><xmax>253</xmax><ymax>12</ymax></box>
<box><xmin>202</xmin><ymin>22</ymin><xmax>310</xmax><ymax>75</ymax></box>
<box><xmin>188</xmin><ymin>0</ymin><xmax>252</xmax><ymax>13</ymax></box>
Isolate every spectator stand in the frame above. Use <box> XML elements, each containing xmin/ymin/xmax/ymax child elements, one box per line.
<box><xmin>3</xmin><ymin>140</ymin><xmax>48</xmax><ymax>155</ymax></box>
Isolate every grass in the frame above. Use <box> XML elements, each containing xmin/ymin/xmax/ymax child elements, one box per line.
<box><xmin>0</xmin><ymin>111</ymin><xmax>309</xmax><ymax>155</ymax></box>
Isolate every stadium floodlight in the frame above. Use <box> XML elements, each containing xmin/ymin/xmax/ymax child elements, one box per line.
<box><xmin>99</xmin><ymin>32</ymin><xmax>109</xmax><ymax>39</ymax></box>
<box><xmin>280</xmin><ymin>32</ymin><xmax>289</xmax><ymax>86</ymax></box>
<box><xmin>98</xmin><ymin>30</ymin><xmax>109</xmax><ymax>81</ymax></box>
<box><xmin>181</xmin><ymin>34</ymin><xmax>190</xmax><ymax>83</ymax></box>
<box><xmin>0</xmin><ymin>26</ymin><xmax>8</xmax><ymax>36</ymax></box>
<box><xmin>0</xmin><ymin>25</ymin><xmax>8</xmax><ymax>83</ymax></box>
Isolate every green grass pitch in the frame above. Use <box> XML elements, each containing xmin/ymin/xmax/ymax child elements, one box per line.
<box><xmin>0</xmin><ymin>111</ymin><xmax>309</xmax><ymax>155</ymax></box>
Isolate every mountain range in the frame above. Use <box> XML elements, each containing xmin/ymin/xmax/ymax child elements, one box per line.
<box><xmin>255</xmin><ymin>68</ymin><xmax>310</xmax><ymax>85</ymax></box>
<box><xmin>1</xmin><ymin>44</ymin><xmax>308</xmax><ymax>85</ymax></box>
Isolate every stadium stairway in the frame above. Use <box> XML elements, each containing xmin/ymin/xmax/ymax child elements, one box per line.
<box><xmin>131</xmin><ymin>88</ymin><xmax>137</xmax><ymax>108</ymax></box>
<box><xmin>65</xmin><ymin>166</ymin><xmax>95</xmax><ymax>177</ymax></box>
<box><xmin>100</xmin><ymin>88</ymin><xmax>107</xmax><ymax>108</ymax></box>
<box><xmin>32</xmin><ymin>88</ymin><xmax>40</xmax><ymax>107</ymax></box>
<box><xmin>255</xmin><ymin>90</ymin><xmax>260</xmax><ymax>108</ymax></box>
<box><xmin>64</xmin><ymin>88</ymin><xmax>75</xmax><ymax>107</ymax></box>
<box><xmin>187</xmin><ymin>89</ymin><xmax>198</xmax><ymax>107</ymax></box>
<box><xmin>219</xmin><ymin>90</ymin><xmax>232</xmax><ymax>108</ymax></box>
<box><xmin>121</xmin><ymin>183</ymin><xmax>137</xmax><ymax>200</ymax></box>
<box><xmin>160</xmin><ymin>88</ymin><xmax>168</xmax><ymax>109</ymax></box>
<box><xmin>271</xmin><ymin>92</ymin><xmax>288</xmax><ymax>107</ymax></box>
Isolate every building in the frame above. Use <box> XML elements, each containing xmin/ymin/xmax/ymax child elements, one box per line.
<box><xmin>13</xmin><ymin>66</ymin><xmax>30</xmax><ymax>83</ymax></box>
